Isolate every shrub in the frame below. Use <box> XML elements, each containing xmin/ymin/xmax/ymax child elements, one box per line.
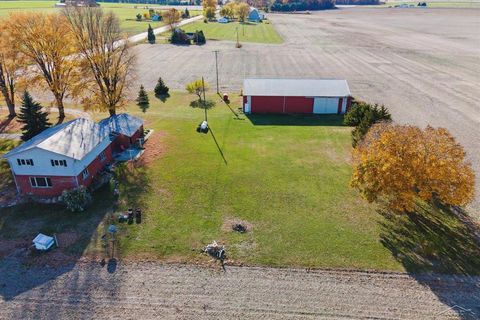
<box><xmin>147</xmin><ymin>24</ymin><xmax>156</xmax><ymax>44</ymax></box>
<box><xmin>61</xmin><ymin>186</ymin><xmax>92</xmax><ymax>212</ymax></box>
<box><xmin>136</xmin><ymin>85</ymin><xmax>149</xmax><ymax>106</ymax></box>
<box><xmin>344</xmin><ymin>99</ymin><xmax>392</xmax><ymax>147</ymax></box>
<box><xmin>194</xmin><ymin>30</ymin><xmax>206</xmax><ymax>45</ymax></box>
<box><xmin>170</xmin><ymin>28</ymin><xmax>191</xmax><ymax>44</ymax></box>
<box><xmin>136</xmin><ymin>13</ymin><xmax>142</xmax><ymax>21</ymax></box>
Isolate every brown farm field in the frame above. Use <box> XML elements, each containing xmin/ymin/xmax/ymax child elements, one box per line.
<box><xmin>132</xmin><ymin>8</ymin><xmax>480</xmax><ymax>216</ymax></box>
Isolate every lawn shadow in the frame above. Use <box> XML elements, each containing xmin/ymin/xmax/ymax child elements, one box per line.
<box><xmin>114</xmin><ymin>162</ymin><xmax>152</xmax><ymax>210</ymax></box>
<box><xmin>379</xmin><ymin>203</ymin><xmax>480</xmax><ymax>318</ymax></box>
<box><xmin>209</xmin><ymin>126</ymin><xmax>227</xmax><ymax>165</ymax></box>
<box><xmin>155</xmin><ymin>93</ymin><xmax>170</xmax><ymax>103</ymax></box>
<box><xmin>217</xmin><ymin>93</ymin><xmax>243</xmax><ymax>120</ymax></box>
<box><xmin>190</xmin><ymin>99</ymin><xmax>216</xmax><ymax>110</ymax></box>
<box><xmin>246</xmin><ymin>114</ymin><xmax>345</xmax><ymax>126</ymax></box>
<box><xmin>0</xmin><ymin>184</ymin><xmax>117</xmax><ymax>302</ymax></box>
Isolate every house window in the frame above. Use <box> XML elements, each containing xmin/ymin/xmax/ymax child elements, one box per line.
<box><xmin>82</xmin><ymin>169</ymin><xmax>89</xmax><ymax>180</ymax></box>
<box><xmin>99</xmin><ymin>151</ymin><xmax>106</xmax><ymax>162</ymax></box>
<box><xmin>51</xmin><ymin>159</ymin><xmax>67</xmax><ymax>167</ymax></box>
<box><xmin>17</xmin><ymin>159</ymin><xmax>34</xmax><ymax>166</ymax></box>
<box><xmin>30</xmin><ymin>177</ymin><xmax>52</xmax><ymax>188</ymax></box>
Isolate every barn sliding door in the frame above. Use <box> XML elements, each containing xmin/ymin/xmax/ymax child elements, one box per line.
<box><xmin>313</xmin><ymin>98</ymin><xmax>339</xmax><ymax>114</ymax></box>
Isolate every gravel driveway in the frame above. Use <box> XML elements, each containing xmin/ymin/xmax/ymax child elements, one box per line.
<box><xmin>132</xmin><ymin>7</ymin><xmax>480</xmax><ymax>214</ymax></box>
<box><xmin>1</xmin><ymin>261</ymin><xmax>479</xmax><ymax>319</ymax></box>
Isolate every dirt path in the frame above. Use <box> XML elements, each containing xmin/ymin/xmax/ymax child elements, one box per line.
<box><xmin>0</xmin><ymin>261</ymin><xmax>478</xmax><ymax>319</ymax></box>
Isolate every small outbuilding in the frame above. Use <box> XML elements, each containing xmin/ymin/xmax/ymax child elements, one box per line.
<box><xmin>243</xmin><ymin>78</ymin><xmax>352</xmax><ymax>114</ymax></box>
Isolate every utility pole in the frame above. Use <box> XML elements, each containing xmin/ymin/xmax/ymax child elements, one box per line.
<box><xmin>202</xmin><ymin>76</ymin><xmax>207</xmax><ymax>122</ymax></box>
<box><xmin>213</xmin><ymin>50</ymin><xmax>219</xmax><ymax>94</ymax></box>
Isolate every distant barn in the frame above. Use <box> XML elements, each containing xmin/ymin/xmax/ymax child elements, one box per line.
<box><xmin>243</xmin><ymin>78</ymin><xmax>352</xmax><ymax>114</ymax></box>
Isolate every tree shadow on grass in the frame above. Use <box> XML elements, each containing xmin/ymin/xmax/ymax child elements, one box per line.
<box><xmin>113</xmin><ymin>162</ymin><xmax>152</xmax><ymax>210</ymax></box>
<box><xmin>155</xmin><ymin>93</ymin><xmax>170</xmax><ymax>103</ymax></box>
<box><xmin>0</xmin><ymin>184</ymin><xmax>117</xmax><ymax>302</ymax></box>
<box><xmin>379</xmin><ymin>202</ymin><xmax>480</xmax><ymax>318</ymax></box>
<box><xmin>189</xmin><ymin>99</ymin><xmax>216</xmax><ymax>110</ymax></box>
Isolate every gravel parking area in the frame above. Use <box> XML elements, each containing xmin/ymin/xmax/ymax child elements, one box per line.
<box><xmin>1</xmin><ymin>261</ymin><xmax>479</xmax><ymax>319</ymax></box>
<box><xmin>132</xmin><ymin>8</ymin><xmax>480</xmax><ymax>214</ymax></box>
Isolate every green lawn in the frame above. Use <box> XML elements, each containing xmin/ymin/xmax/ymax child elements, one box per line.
<box><xmin>181</xmin><ymin>20</ymin><xmax>283</xmax><ymax>44</ymax></box>
<box><xmin>1</xmin><ymin>92</ymin><xmax>479</xmax><ymax>274</ymax></box>
<box><xmin>0</xmin><ymin>1</ymin><xmax>201</xmax><ymax>36</ymax></box>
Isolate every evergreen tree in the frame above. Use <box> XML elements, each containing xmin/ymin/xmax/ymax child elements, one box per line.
<box><xmin>147</xmin><ymin>24</ymin><xmax>156</xmax><ymax>44</ymax></box>
<box><xmin>154</xmin><ymin>77</ymin><xmax>169</xmax><ymax>96</ymax></box>
<box><xmin>184</xmin><ymin>8</ymin><xmax>190</xmax><ymax>18</ymax></box>
<box><xmin>17</xmin><ymin>91</ymin><xmax>51</xmax><ymax>141</ymax></box>
<box><xmin>136</xmin><ymin>85</ymin><xmax>149</xmax><ymax>108</ymax></box>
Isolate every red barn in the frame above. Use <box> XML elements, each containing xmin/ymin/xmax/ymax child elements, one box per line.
<box><xmin>243</xmin><ymin>78</ymin><xmax>352</xmax><ymax>114</ymax></box>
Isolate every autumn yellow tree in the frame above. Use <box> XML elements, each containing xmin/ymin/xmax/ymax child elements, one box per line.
<box><xmin>220</xmin><ymin>3</ymin><xmax>237</xmax><ymax>19</ymax></box>
<box><xmin>162</xmin><ymin>8</ymin><xmax>181</xmax><ymax>30</ymax></box>
<box><xmin>0</xmin><ymin>22</ymin><xmax>20</xmax><ymax>118</ymax></box>
<box><xmin>8</xmin><ymin>13</ymin><xmax>79</xmax><ymax>120</ymax></box>
<box><xmin>203</xmin><ymin>0</ymin><xmax>217</xmax><ymax>12</ymax></box>
<box><xmin>63</xmin><ymin>7</ymin><xmax>135</xmax><ymax>116</ymax></box>
<box><xmin>351</xmin><ymin>123</ymin><xmax>475</xmax><ymax>212</ymax></box>
<box><xmin>236</xmin><ymin>3</ymin><xmax>250</xmax><ymax>22</ymax></box>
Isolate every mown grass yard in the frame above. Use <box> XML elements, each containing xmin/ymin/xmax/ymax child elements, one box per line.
<box><xmin>0</xmin><ymin>1</ymin><xmax>201</xmax><ymax>36</ymax></box>
<box><xmin>105</xmin><ymin>92</ymin><xmax>398</xmax><ymax>270</ymax></box>
<box><xmin>1</xmin><ymin>92</ymin><xmax>479</xmax><ymax>274</ymax></box>
<box><xmin>182</xmin><ymin>20</ymin><xmax>283</xmax><ymax>44</ymax></box>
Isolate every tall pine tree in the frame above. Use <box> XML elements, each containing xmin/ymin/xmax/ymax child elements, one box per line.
<box><xmin>147</xmin><ymin>24</ymin><xmax>156</xmax><ymax>44</ymax></box>
<box><xmin>17</xmin><ymin>91</ymin><xmax>51</xmax><ymax>141</ymax></box>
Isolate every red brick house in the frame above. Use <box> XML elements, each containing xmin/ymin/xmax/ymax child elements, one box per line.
<box><xmin>4</xmin><ymin>114</ymin><xmax>143</xmax><ymax>197</ymax></box>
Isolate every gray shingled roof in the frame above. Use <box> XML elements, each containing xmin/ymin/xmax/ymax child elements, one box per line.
<box><xmin>243</xmin><ymin>78</ymin><xmax>351</xmax><ymax>97</ymax></box>
<box><xmin>98</xmin><ymin>113</ymin><xmax>144</xmax><ymax>137</ymax></box>
<box><xmin>4</xmin><ymin>118</ymin><xmax>108</xmax><ymax>160</ymax></box>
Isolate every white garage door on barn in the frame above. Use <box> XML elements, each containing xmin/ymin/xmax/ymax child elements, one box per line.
<box><xmin>313</xmin><ymin>98</ymin><xmax>339</xmax><ymax>114</ymax></box>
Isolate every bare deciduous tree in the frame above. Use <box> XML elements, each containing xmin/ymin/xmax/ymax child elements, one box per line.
<box><xmin>63</xmin><ymin>7</ymin><xmax>135</xmax><ymax>116</ymax></box>
<box><xmin>8</xmin><ymin>13</ymin><xmax>79</xmax><ymax>120</ymax></box>
<box><xmin>0</xmin><ymin>23</ymin><xmax>20</xmax><ymax>118</ymax></box>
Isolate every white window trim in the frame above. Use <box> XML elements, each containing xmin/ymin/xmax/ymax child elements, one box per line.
<box><xmin>30</xmin><ymin>177</ymin><xmax>52</xmax><ymax>188</ymax></box>
<box><xmin>82</xmin><ymin>169</ymin><xmax>89</xmax><ymax>180</ymax></box>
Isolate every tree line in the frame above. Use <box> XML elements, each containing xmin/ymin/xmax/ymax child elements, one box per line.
<box><xmin>0</xmin><ymin>7</ymin><xmax>135</xmax><ymax>121</ymax></box>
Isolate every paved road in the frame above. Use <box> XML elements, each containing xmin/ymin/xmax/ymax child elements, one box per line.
<box><xmin>0</xmin><ymin>261</ymin><xmax>479</xmax><ymax>319</ymax></box>
<box><xmin>132</xmin><ymin>8</ymin><xmax>480</xmax><ymax>213</ymax></box>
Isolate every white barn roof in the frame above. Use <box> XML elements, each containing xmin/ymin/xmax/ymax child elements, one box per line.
<box><xmin>4</xmin><ymin>118</ymin><xmax>108</xmax><ymax>160</ymax></box>
<box><xmin>98</xmin><ymin>113</ymin><xmax>143</xmax><ymax>137</ymax></box>
<box><xmin>243</xmin><ymin>78</ymin><xmax>351</xmax><ymax>97</ymax></box>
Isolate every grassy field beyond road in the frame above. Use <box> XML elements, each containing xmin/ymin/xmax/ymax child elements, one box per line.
<box><xmin>182</xmin><ymin>20</ymin><xmax>283</xmax><ymax>44</ymax></box>
<box><xmin>0</xmin><ymin>1</ymin><xmax>200</xmax><ymax>36</ymax></box>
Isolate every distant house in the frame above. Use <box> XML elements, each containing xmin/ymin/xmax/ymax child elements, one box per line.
<box><xmin>4</xmin><ymin>114</ymin><xmax>144</xmax><ymax>197</ymax></box>
<box><xmin>248</xmin><ymin>7</ymin><xmax>264</xmax><ymax>22</ymax></box>
<box><xmin>243</xmin><ymin>78</ymin><xmax>352</xmax><ymax>114</ymax></box>
<box><xmin>218</xmin><ymin>17</ymin><xmax>229</xmax><ymax>23</ymax></box>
